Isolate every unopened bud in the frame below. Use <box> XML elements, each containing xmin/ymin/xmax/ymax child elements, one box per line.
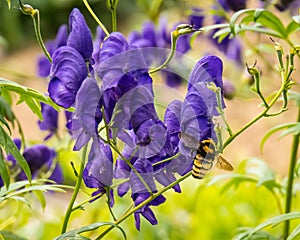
<box><xmin>223</xmin><ymin>80</ymin><xmax>236</xmax><ymax>100</ymax></box>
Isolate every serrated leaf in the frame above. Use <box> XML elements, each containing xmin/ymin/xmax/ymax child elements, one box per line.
<box><xmin>260</xmin><ymin>123</ymin><xmax>299</xmax><ymax>152</ymax></box>
<box><xmin>6</xmin><ymin>0</ymin><xmax>11</xmax><ymax>9</ymax></box>
<box><xmin>248</xmin><ymin>212</ymin><xmax>300</xmax><ymax>237</ymax></box>
<box><xmin>288</xmin><ymin>224</ymin><xmax>300</xmax><ymax>240</ymax></box>
<box><xmin>8</xmin><ymin>196</ymin><xmax>31</xmax><ymax>207</ymax></box>
<box><xmin>230</xmin><ymin>9</ymin><xmax>254</xmax><ymax>35</ymax></box>
<box><xmin>0</xmin><ymin>149</ymin><xmax>10</xmax><ymax>188</ymax></box>
<box><xmin>212</xmin><ymin>27</ymin><xmax>231</xmax><ymax>43</ymax></box>
<box><xmin>0</xmin><ymin>126</ymin><xmax>31</xmax><ymax>182</ymax></box>
<box><xmin>54</xmin><ymin>222</ymin><xmax>127</xmax><ymax>240</ymax></box>
<box><xmin>0</xmin><ymin>230</ymin><xmax>27</xmax><ymax>240</ymax></box>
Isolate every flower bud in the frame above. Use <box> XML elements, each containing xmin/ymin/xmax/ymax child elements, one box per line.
<box><xmin>223</xmin><ymin>80</ymin><xmax>236</xmax><ymax>100</ymax></box>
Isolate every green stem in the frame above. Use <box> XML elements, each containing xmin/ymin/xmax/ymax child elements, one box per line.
<box><xmin>109</xmin><ymin>0</ymin><xmax>118</xmax><ymax>32</ymax></box>
<box><xmin>18</xmin><ymin>1</ymin><xmax>51</xmax><ymax>63</ymax></box>
<box><xmin>61</xmin><ymin>145</ymin><xmax>88</xmax><ymax>234</ymax></box>
<box><xmin>149</xmin><ymin>34</ymin><xmax>178</xmax><ymax>74</ymax></box>
<box><xmin>95</xmin><ymin>172</ymin><xmax>192</xmax><ymax>239</ymax></box>
<box><xmin>223</xmin><ymin>82</ymin><xmax>286</xmax><ymax>150</ymax></box>
<box><xmin>82</xmin><ymin>0</ymin><xmax>110</xmax><ymax>36</ymax></box>
<box><xmin>283</xmin><ymin>106</ymin><xmax>300</xmax><ymax>239</ymax></box>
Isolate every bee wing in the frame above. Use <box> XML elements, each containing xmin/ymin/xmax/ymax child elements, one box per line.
<box><xmin>180</xmin><ymin>132</ymin><xmax>200</xmax><ymax>150</ymax></box>
<box><xmin>216</xmin><ymin>155</ymin><xmax>234</xmax><ymax>171</ymax></box>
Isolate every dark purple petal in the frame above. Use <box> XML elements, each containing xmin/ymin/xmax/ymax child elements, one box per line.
<box><xmin>49</xmin><ymin>46</ymin><xmax>88</xmax><ymax>108</ymax></box>
<box><xmin>49</xmin><ymin>164</ymin><xmax>64</xmax><ymax>184</ymax></box>
<box><xmin>154</xmin><ymin>169</ymin><xmax>181</xmax><ymax>192</ymax></box>
<box><xmin>38</xmin><ymin>103</ymin><xmax>58</xmax><ymax>140</ymax></box>
<box><xmin>67</xmin><ymin>8</ymin><xmax>93</xmax><ymax>60</ymax></box>
<box><xmin>225</xmin><ymin>0</ymin><xmax>247</xmax><ymax>11</ymax></box>
<box><xmin>164</xmin><ymin>100</ymin><xmax>182</xmax><ymax>136</ymax></box>
<box><xmin>83</xmin><ymin>138</ymin><xmax>113</xmax><ymax>189</ymax></box>
<box><xmin>188</xmin><ymin>55</ymin><xmax>224</xmax><ymax>90</ymax></box>
<box><xmin>117</xmin><ymin>182</ymin><xmax>131</xmax><ymax>197</ymax></box>
<box><xmin>176</xmin><ymin>34</ymin><xmax>191</xmax><ymax>54</ymax></box>
<box><xmin>189</xmin><ymin>7</ymin><xmax>204</xmax><ymax>29</ymax></box>
<box><xmin>130</xmin><ymin>159</ymin><xmax>156</xmax><ymax>194</ymax></box>
<box><xmin>71</xmin><ymin>77</ymin><xmax>102</xmax><ymax>151</ymax></box>
<box><xmin>161</xmin><ymin>70</ymin><xmax>183</xmax><ymax>87</ymax></box>
<box><xmin>141</xmin><ymin>21</ymin><xmax>157</xmax><ymax>47</ymax></box>
<box><xmin>166</xmin><ymin>154</ymin><xmax>193</xmax><ymax>176</ymax></box>
<box><xmin>18</xmin><ymin>145</ymin><xmax>57</xmax><ymax>180</ymax></box>
<box><xmin>37</xmin><ymin>25</ymin><xmax>68</xmax><ymax>77</ymax></box>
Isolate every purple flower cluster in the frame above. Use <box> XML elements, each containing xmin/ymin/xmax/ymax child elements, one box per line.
<box><xmin>189</xmin><ymin>2</ymin><xmax>244</xmax><ymax>66</ymax></box>
<box><xmin>0</xmin><ymin>139</ymin><xmax>63</xmax><ymax>187</ymax></box>
<box><xmin>38</xmin><ymin>8</ymin><xmax>226</xmax><ymax>230</ymax></box>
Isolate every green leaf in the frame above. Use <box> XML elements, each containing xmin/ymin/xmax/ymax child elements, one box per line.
<box><xmin>0</xmin><ymin>126</ymin><xmax>31</xmax><ymax>182</ymax></box>
<box><xmin>248</xmin><ymin>212</ymin><xmax>300</xmax><ymax>238</ymax></box>
<box><xmin>0</xmin><ymin>78</ymin><xmax>63</xmax><ymax>115</ymax></box>
<box><xmin>286</xmin><ymin>21</ymin><xmax>300</xmax><ymax>35</ymax></box>
<box><xmin>0</xmin><ymin>148</ymin><xmax>10</xmax><ymax>188</ymax></box>
<box><xmin>288</xmin><ymin>224</ymin><xmax>300</xmax><ymax>240</ymax></box>
<box><xmin>6</xmin><ymin>0</ymin><xmax>11</xmax><ymax>9</ymax></box>
<box><xmin>0</xmin><ymin>231</ymin><xmax>27</xmax><ymax>240</ymax></box>
<box><xmin>33</xmin><ymin>190</ymin><xmax>46</xmax><ymax>210</ymax></box>
<box><xmin>54</xmin><ymin>222</ymin><xmax>127</xmax><ymax>240</ymax></box>
<box><xmin>288</xmin><ymin>91</ymin><xmax>300</xmax><ymax>106</ymax></box>
<box><xmin>261</xmin><ymin>123</ymin><xmax>300</xmax><ymax>152</ymax></box>
<box><xmin>229</xmin><ymin>9</ymin><xmax>286</xmax><ymax>38</ymax></box>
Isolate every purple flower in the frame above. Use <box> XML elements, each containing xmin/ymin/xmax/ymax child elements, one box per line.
<box><xmin>67</xmin><ymin>8</ymin><xmax>93</xmax><ymax>61</ymax></box>
<box><xmin>38</xmin><ymin>103</ymin><xmax>58</xmax><ymax>140</ymax></box>
<box><xmin>48</xmin><ymin>46</ymin><xmax>88</xmax><ymax>108</ymax></box>
<box><xmin>130</xmin><ymin>159</ymin><xmax>166</xmax><ymax>230</ymax></box>
<box><xmin>83</xmin><ymin>138</ymin><xmax>114</xmax><ymax>205</ymax></box>
<box><xmin>189</xmin><ymin>7</ymin><xmax>204</xmax><ymax>29</ymax></box>
<box><xmin>37</xmin><ymin>25</ymin><xmax>68</xmax><ymax>77</ymax></box>
<box><xmin>188</xmin><ymin>55</ymin><xmax>225</xmax><ymax>116</ymax></box>
<box><xmin>224</xmin><ymin>0</ymin><xmax>247</xmax><ymax>11</ymax></box>
<box><xmin>8</xmin><ymin>140</ymin><xmax>63</xmax><ymax>184</ymax></box>
<box><xmin>71</xmin><ymin>77</ymin><xmax>102</xmax><ymax>151</ymax></box>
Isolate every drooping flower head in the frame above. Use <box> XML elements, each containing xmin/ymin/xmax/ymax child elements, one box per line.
<box><xmin>83</xmin><ymin>138</ymin><xmax>114</xmax><ymax>206</ymax></box>
<box><xmin>6</xmin><ymin>139</ymin><xmax>63</xmax><ymax>184</ymax></box>
<box><xmin>48</xmin><ymin>8</ymin><xmax>93</xmax><ymax>108</ymax></box>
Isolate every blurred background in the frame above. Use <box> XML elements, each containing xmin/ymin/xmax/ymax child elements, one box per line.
<box><xmin>0</xmin><ymin>0</ymin><xmax>300</xmax><ymax>239</ymax></box>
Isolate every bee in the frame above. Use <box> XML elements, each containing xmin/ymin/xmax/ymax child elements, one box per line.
<box><xmin>180</xmin><ymin>133</ymin><xmax>234</xmax><ymax>179</ymax></box>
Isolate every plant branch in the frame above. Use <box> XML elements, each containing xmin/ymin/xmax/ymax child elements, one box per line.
<box><xmin>61</xmin><ymin>145</ymin><xmax>88</xmax><ymax>234</ymax></box>
<box><xmin>283</xmin><ymin>106</ymin><xmax>300</xmax><ymax>239</ymax></box>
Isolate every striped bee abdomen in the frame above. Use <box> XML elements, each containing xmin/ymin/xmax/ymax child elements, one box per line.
<box><xmin>191</xmin><ymin>139</ymin><xmax>216</xmax><ymax>179</ymax></box>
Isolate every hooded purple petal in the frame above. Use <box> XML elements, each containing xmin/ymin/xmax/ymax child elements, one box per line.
<box><xmin>49</xmin><ymin>46</ymin><xmax>88</xmax><ymax>108</ymax></box>
<box><xmin>67</xmin><ymin>8</ymin><xmax>93</xmax><ymax>60</ymax></box>
<box><xmin>83</xmin><ymin>138</ymin><xmax>113</xmax><ymax>192</ymax></box>
<box><xmin>71</xmin><ymin>77</ymin><xmax>102</xmax><ymax>151</ymax></box>
<box><xmin>38</xmin><ymin>103</ymin><xmax>58</xmax><ymax>140</ymax></box>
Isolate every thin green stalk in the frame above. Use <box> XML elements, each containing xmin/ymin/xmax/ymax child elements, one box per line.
<box><xmin>223</xmin><ymin>82</ymin><xmax>287</xmax><ymax>150</ymax></box>
<box><xmin>149</xmin><ymin>34</ymin><xmax>178</xmax><ymax>74</ymax></box>
<box><xmin>95</xmin><ymin>172</ymin><xmax>192</xmax><ymax>239</ymax></box>
<box><xmin>82</xmin><ymin>0</ymin><xmax>110</xmax><ymax>36</ymax></box>
<box><xmin>152</xmin><ymin>152</ymin><xmax>181</xmax><ymax>167</ymax></box>
<box><xmin>283</xmin><ymin>106</ymin><xmax>300</xmax><ymax>239</ymax></box>
<box><xmin>61</xmin><ymin>145</ymin><xmax>88</xmax><ymax>234</ymax></box>
<box><xmin>109</xmin><ymin>0</ymin><xmax>118</xmax><ymax>32</ymax></box>
<box><xmin>18</xmin><ymin>1</ymin><xmax>51</xmax><ymax>63</ymax></box>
